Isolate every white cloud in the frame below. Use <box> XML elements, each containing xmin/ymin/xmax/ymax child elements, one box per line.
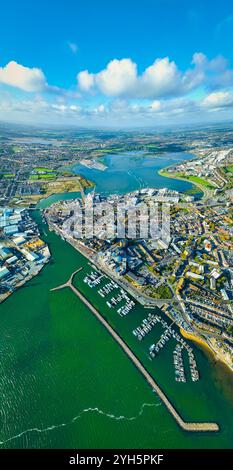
<box><xmin>95</xmin><ymin>58</ymin><xmax>137</xmax><ymax>96</ymax></box>
<box><xmin>0</xmin><ymin>95</ymin><xmax>86</xmax><ymax>126</ymax></box>
<box><xmin>51</xmin><ymin>104</ymin><xmax>68</xmax><ymax>112</ymax></box>
<box><xmin>1</xmin><ymin>51</ymin><xmax>233</xmax><ymax>127</ymax></box>
<box><xmin>78</xmin><ymin>57</ymin><xmax>182</xmax><ymax>98</ymax></box>
<box><xmin>0</xmin><ymin>61</ymin><xmax>47</xmax><ymax>92</ymax></box>
<box><xmin>77</xmin><ymin>70</ymin><xmax>94</xmax><ymax>91</ymax></box>
<box><xmin>107</xmin><ymin>97</ymin><xmax>196</xmax><ymax>120</ymax></box>
<box><xmin>202</xmin><ymin>91</ymin><xmax>233</xmax><ymax>108</ymax></box>
<box><xmin>77</xmin><ymin>53</ymin><xmax>233</xmax><ymax>100</ymax></box>
<box><xmin>51</xmin><ymin>103</ymin><xmax>82</xmax><ymax>113</ymax></box>
<box><xmin>1</xmin><ymin>91</ymin><xmax>233</xmax><ymax>127</ymax></box>
<box><xmin>139</xmin><ymin>57</ymin><xmax>180</xmax><ymax>98</ymax></box>
<box><xmin>70</xmin><ymin>104</ymin><xmax>79</xmax><ymax>111</ymax></box>
<box><xmin>150</xmin><ymin>100</ymin><xmax>161</xmax><ymax>111</ymax></box>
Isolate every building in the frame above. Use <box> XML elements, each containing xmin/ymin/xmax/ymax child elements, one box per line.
<box><xmin>210</xmin><ymin>277</ymin><xmax>216</xmax><ymax>290</ymax></box>
<box><xmin>4</xmin><ymin>225</ymin><xmax>19</xmax><ymax>236</ymax></box>
<box><xmin>13</xmin><ymin>235</ymin><xmax>26</xmax><ymax>245</ymax></box>
<box><xmin>186</xmin><ymin>271</ymin><xmax>204</xmax><ymax>281</ymax></box>
<box><xmin>21</xmin><ymin>250</ymin><xmax>39</xmax><ymax>262</ymax></box>
<box><xmin>6</xmin><ymin>255</ymin><xmax>18</xmax><ymax>264</ymax></box>
<box><xmin>0</xmin><ymin>266</ymin><xmax>10</xmax><ymax>279</ymax></box>
<box><xmin>210</xmin><ymin>268</ymin><xmax>221</xmax><ymax>280</ymax></box>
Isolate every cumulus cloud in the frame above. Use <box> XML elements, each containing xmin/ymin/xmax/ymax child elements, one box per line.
<box><xmin>0</xmin><ymin>61</ymin><xmax>47</xmax><ymax>92</ymax></box>
<box><xmin>139</xmin><ymin>58</ymin><xmax>181</xmax><ymax>98</ymax></box>
<box><xmin>78</xmin><ymin>57</ymin><xmax>182</xmax><ymax>98</ymax></box>
<box><xmin>77</xmin><ymin>53</ymin><xmax>233</xmax><ymax>99</ymax></box>
<box><xmin>95</xmin><ymin>59</ymin><xmax>137</xmax><ymax>96</ymax></box>
<box><xmin>1</xmin><ymin>52</ymin><xmax>233</xmax><ymax>127</ymax></box>
<box><xmin>202</xmin><ymin>91</ymin><xmax>233</xmax><ymax>109</ymax></box>
<box><xmin>0</xmin><ymin>60</ymin><xmax>81</xmax><ymax>98</ymax></box>
<box><xmin>78</xmin><ymin>70</ymin><xmax>95</xmax><ymax>91</ymax></box>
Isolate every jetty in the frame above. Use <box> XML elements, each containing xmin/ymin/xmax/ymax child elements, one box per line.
<box><xmin>51</xmin><ymin>269</ymin><xmax>219</xmax><ymax>433</ymax></box>
<box><xmin>50</xmin><ymin>267</ymin><xmax>83</xmax><ymax>291</ymax></box>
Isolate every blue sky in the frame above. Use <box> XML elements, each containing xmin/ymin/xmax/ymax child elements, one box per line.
<box><xmin>0</xmin><ymin>0</ymin><xmax>233</xmax><ymax>127</ymax></box>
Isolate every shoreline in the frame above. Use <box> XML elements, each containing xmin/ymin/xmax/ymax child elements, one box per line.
<box><xmin>180</xmin><ymin>328</ymin><xmax>215</xmax><ymax>355</ymax></box>
<box><xmin>45</xmin><ymin>214</ymin><xmax>233</xmax><ymax>377</ymax></box>
<box><xmin>9</xmin><ymin>174</ymin><xmax>94</xmax><ymax>208</ymax></box>
<box><xmin>0</xmin><ymin>256</ymin><xmax>50</xmax><ymax>305</ymax></box>
<box><xmin>158</xmin><ymin>167</ymin><xmax>206</xmax><ymax>199</ymax></box>
<box><xmin>180</xmin><ymin>328</ymin><xmax>233</xmax><ymax>374</ymax></box>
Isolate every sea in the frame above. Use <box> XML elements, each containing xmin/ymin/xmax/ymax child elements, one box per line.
<box><xmin>0</xmin><ymin>151</ymin><xmax>232</xmax><ymax>449</ymax></box>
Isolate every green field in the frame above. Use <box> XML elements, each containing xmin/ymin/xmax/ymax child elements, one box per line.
<box><xmin>225</xmin><ymin>165</ymin><xmax>233</xmax><ymax>173</ymax></box>
<box><xmin>29</xmin><ymin>174</ymin><xmax>57</xmax><ymax>181</ymax></box>
<box><xmin>3</xmin><ymin>173</ymin><xmax>16</xmax><ymax>178</ymax></box>
<box><xmin>30</xmin><ymin>167</ymin><xmax>57</xmax><ymax>181</ymax></box>
<box><xmin>159</xmin><ymin>170</ymin><xmax>215</xmax><ymax>190</ymax></box>
<box><xmin>33</xmin><ymin>167</ymin><xmax>54</xmax><ymax>173</ymax></box>
<box><xmin>182</xmin><ymin>175</ymin><xmax>215</xmax><ymax>189</ymax></box>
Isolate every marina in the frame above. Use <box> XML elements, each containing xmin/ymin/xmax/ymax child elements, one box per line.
<box><xmin>136</xmin><ymin>314</ymin><xmax>201</xmax><ymax>383</ymax></box>
<box><xmin>84</xmin><ymin>270</ymin><xmax>136</xmax><ymax>317</ymax></box>
<box><xmin>173</xmin><ymin>345</ymin><xmax>186</xmax><ymax>383</ymax></box>
<box><xmin>117</xmin><ymin>299</ymin><xmax>135</xmax><ymax>317</ymax></box>
<box><xmin>83</xmin><ymin>269</ymin><xmax>201</xmax><ymax>386</ymax></box>
<box><xmin>107</xmin><ymin>291</ymin><xmax>129</xmax><ymax>305</ymax></box>
<box><xmin>78</xmin><ymin>268</ymin><xmax>201</xmax><ymax>385</ymax></box>
<box><xmin>84</xmin><ymin>271</ymin><xmax>104</xmax><ymax>288</ymax></box>
<box><xmin>133</xmin><ymin>313</ymin><xmax>161</xmax><ymax>341</ymax></box>
<box><xmin>98</xmin><ymin>281</ymin><xmax>118</xmax><ymax>297</ymax></box>
<box><xmin>50</xmin><ymin>270</ymin><xmax>218</xmax><ymax>433</ymax></box>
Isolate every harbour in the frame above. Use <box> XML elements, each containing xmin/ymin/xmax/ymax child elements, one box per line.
<box><xmin>0</xmin><ymin>207</ymin><xmax>233</xmax><ymax>448</ymax></box>
<box><xmin>0</xmin><ymin>0</ymin><xmax>233</xmax><ymax>455</ymax></box>
<box><xmin>0</xmin><ymin>151</ymin><xmax>232</xmax><ymax>448</ymax></box>
<box><xmin>51</xmin><ymin>270</ymin><xmax>218</xmax><ymax>432</ymax></box>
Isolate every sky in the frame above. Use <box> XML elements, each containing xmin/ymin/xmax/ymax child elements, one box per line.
<box><xmin>0</xmin><ymin>0</ymin><xmax>233</xmax><ymax>128</ymax></box>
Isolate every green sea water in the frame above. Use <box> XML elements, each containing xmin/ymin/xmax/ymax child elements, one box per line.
<box><xmin>72</xmin><ymin>151</ymin><xmax>202</xmax><ymax>198</ymax></box>
<box><xmin>0</xmin><ymin>152</ymin><xmax>232</xmax><ymax>449</ymax></box>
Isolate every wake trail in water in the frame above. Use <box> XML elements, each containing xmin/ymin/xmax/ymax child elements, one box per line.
<box><xmin>0</xmin><ymin>402</ymin><xmax>161</xmax><ymax>445</ymax></box>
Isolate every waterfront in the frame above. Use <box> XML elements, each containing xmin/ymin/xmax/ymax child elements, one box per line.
<box><xmin>0</xmin><ymin>211</ymin><xmax>233</xmax><ymax>448</ymax></box>
<box><xmin>38</xmin><ymin>151</ymin><xmax>202</xmax><ymax>211</ymax></box>
<box><xmin>71</xmin><ymin>151</ymin><xmax>202</xmax><ymax>197</ymax></box>
<box><xmin>0</xmin><ymin>151</ymin><xmax>232</xmax><ymax>448</ymax></box>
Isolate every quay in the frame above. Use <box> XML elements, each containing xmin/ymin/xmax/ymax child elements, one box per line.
<box><xmin>51</xmin><ymin>269</ymin><xmax>219</xmax><ymax>433</ymax></box>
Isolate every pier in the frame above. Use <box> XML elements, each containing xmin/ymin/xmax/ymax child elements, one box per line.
<box><xmin>50</xmin><ymin>267</ymin><xmax>83</xmax><ymax>291</ymax></box>
<box><xmin>51</xmin><ymin>269</ymin><xmax>219</xmax><ymax>433</ymax></box>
